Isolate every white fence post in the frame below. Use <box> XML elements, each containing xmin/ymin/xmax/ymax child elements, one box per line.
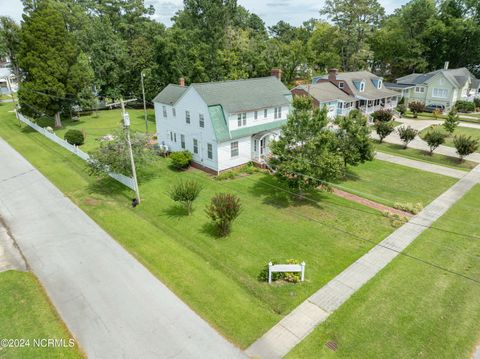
<box><xmin>268</xmin><ymin>262</ymin><xmax>272</xmax><ymax>284</ymax></box>
<box><xmin>301</xmin><ymin>262</ymin><xmax>306</xmax><ymax>282</ymax></box>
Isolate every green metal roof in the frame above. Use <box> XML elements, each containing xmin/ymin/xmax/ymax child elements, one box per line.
<box><xmin>208</xmin><ymin>105</ymin><xmax>286</xmax><ymax>142</ymax></box>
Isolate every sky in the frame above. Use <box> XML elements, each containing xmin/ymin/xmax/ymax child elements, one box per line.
<box><xmin>0</xmin><ymin>0</ymin><xmax>409</xmax><ymax>27</ymax></box>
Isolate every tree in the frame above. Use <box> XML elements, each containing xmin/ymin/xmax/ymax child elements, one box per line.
<box><xmin>453</xmin><ymin>135</ymin><xmax>479</xmax><ymax>162</ymax></box>
<box><xmin>408</xmin><ymin>101</ymin><xmax>425</xmax><ymax>118</ymax></box>
<box><xmin>17</xmin><ymin>0</ymin><xmax>94</xmax><ymax>128</ymax></box>
<box><xmin>375</xmin><ymin>121</ymin><xmax>395</xmax><ymax>143</ymax></box>
<box><xmin>205</xmin><ymin>193</ymin><xmax>241</xmax><ymax>236</ymax></box>
<box><xmin>443</xmin><ymin>109</ymin><xmax>460</xmax><ymax>134</ymax></box>
<box><xmin>335</xmin><ymin>110</ymin><xmax>374</xmax><ymax>169</ymax></box>
<box><xmin>269</xmin><ymin>96</ymin><xmax>343</xmax><ymax>194</ymax></box>
<box><xmin>0</xmin><ymin>17</ymin><xmax>21</xmax><ymax>78</ymax></box>
<box><xmin>320</xmin><ymin>0</ymin><xmax>385</xmax><ymax>71</ymax></box>
<box><xmin>397</xmin><ymin>125</ymin><xmax>419</xmax><ymax>148</ymax></box>
<box><xmin>423</xmin><ymin>127</ymin><xmax>447</xmax><ymax>154</ymax></box>
<box><xmin>87</xmin><ymin>130</ymin><xmax>152</xmax><ymax>177</ymax></box>
<box><xmin>169</xmin><ymin>180</ymin><xmax>202</xmax><ymax>215</ymax></box>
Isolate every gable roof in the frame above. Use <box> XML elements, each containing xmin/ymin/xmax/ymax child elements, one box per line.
<box><xmin>396</xmin><ymin>67</ymin><xmax>478</xmax><ymax>89</ymax></box>
<box><xmin>293</xmin><ymin>82</ymin><xmax>356</xmax><ymax>103</ymax></box>
<box><xmin>191</xmin><ymin>76</ymin><xmax>291</xmax><ymax>113</ymax></box>
<box><xmin>153</xmin><ymin>84</ymin><xmax>187</xmax><ymax>105</ymax></box>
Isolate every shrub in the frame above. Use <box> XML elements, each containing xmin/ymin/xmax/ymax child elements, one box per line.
<box><xmin>397</xmin><ymin>125</ymin><xmax>418</xmax><ymax>148</ymax></box>
<box><xmin>474</xmin><ymin>98</ymin><xmax>480</xmax><ymax>109</ymax></box>
<box><xmin>453</xmin><ymin>135</ymin><xmax>479</xmax><ymax>162</ymax></box>
<box><xmin>393</xmin><ymin>202</ymin><xmax>423</xmax><ymax>215</ymax></box>
<box><xmin>375</xmin><ymin>121</ymin><xmax>395</xmax><ymax>143</ymax></box>
<box><xmin>216</xmin><ymin>170</ymin><xmax>237</xmax><ymax>181</ymax></box>
<box><xmin>443</xmin><ymin>110</ymin><xmax>459</xmax><ymax>134</ymax></box>
<box><xmin>170</xmin><ymin>151</ymin><xmax>192</xmax><ymax>169</ymax></box>
<box><xmin>168</xmin><ymin>180</ymin><xmax>202</xmax><ymax>215</ymax></box>
<box><xmin>408</xmin><ymin>101</ymin><xmax>425</xmax><ymax>118</ymax></box>
<box><xmin>382</xmin><ymin>211</ymin><xmax>408</xmax><ymax>228</ymax></box>
<box><xmin>423</xmin><ymin>127</ymin><xmax>447</xmax><ymax>155</ymax></box>
<box><xmin>64</xmin><ymin>129</ymin><xmax>85</xmax><ymax>146</ymax></box>
<box><xmin>432</xmin><ymin>109</ymin><xmax>441</xmax><ymax>119</ymax></box>
<box><xmin>396</xmin><ymin>104</ymin><xmax>407</xmax><ymax>116</ymax></box>
<box><xmin>455</xmin><ymin>100</ymin><xmax>475</xmax><ymax>113</ymax></box>
<box><xmin>371</xmin><ymin>109</ymin><xmax>393</xmax><ymax>122</ymax></box>
<box><xmin>205</xmin><ymin>193</ymin><xmax>241</xmax><ymax>236</ymax></box>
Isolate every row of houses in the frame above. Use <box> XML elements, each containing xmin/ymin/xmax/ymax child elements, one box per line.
<box><xmin>154</xmin><ymin>65</ymin><xmax>480</xmax><ymax>173</ymax></box>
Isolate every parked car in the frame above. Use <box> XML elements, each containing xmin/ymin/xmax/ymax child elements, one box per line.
<box><xmin>424</xmin><ymin>104</ymin><xmax>445</xmax><ymax>113</ymax></box>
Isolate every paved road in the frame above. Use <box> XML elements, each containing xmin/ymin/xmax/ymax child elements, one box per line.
<box><xmin>375</xmin><ymin>151</ymin><xmax>466</xmax><ymax>179</ymax></box>
<box><xmin>0</xmin><ymin>138</ymin><xmax>245</xmax><ymax>359</ymax></box>
<box><xmin>247</xmin><ymin>165</ymin><xmax>480</xmax><ymax>359</ymax></box>
<box><xmin>0</xmin><ymin>220</ymin><xmax>27</xmax><ymax>272</ymax></box>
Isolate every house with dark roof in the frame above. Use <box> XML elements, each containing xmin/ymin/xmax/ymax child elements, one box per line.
<box><xmin>387</xmin><ymin>62</ymin><xmax>480</xmax><ymax>109</ymax></box>
<box><xmin>153</xmin><ymin>69</ymin><xmax>292</xmax><ymax>173</ymax></box>
<box><xmin>291</xmin><ymin>82</ymin><xmax>357</xmax><ymax>119</ymax></box>
<box><xmin>311</xmin><ymin>69</ymin><xmax>401</xmax><ymax>116</ymax></box>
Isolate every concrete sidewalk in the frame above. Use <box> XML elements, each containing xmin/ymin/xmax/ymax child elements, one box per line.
<box><xmin>0</xmin><ymin>137</ymin><xmax>245</xmax><ymax>359</ymax></box>
<box><xmin>375</xmin><ymin>151</ymin><xmax>466</xmax><ymax>179</ymax></box>
<box><xmin>246</xmin><ymin>165</ymin><xmax>480</xmax><ymax>359</ymax></box>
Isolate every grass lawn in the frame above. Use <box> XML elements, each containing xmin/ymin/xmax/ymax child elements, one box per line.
<box><xmin>0</xmin><ymin>270</ymin><xmax>84</xmax><ymax>359</ymax></box>
<box><xmin>336</xmin><ymin>159</ymin><xmax>457</xmax><ymax>207</ymax></box>
<box><xmin>404</xmin><ymin>111</ymin><xmax>480</xmax><ymax>123</ymax></box>
<box><xmin>375</xmin><ymin>141</ymin><xmax>476</xmax><ymax>171</ymax></box>
<box><xmin>0</xmin><ymin>103</ymin><xmax>456</xmax><ymax>347</ymax></box>
<box><xmin>31</xmin><ymin>108</ymin><xmax>155</xmax><ymax>152</ymax></box>
<box><xmin>287</xmin><ymin>184</ymin><xmax>480</xmax><ymax>359</ymax></box>
<box><xmin>419</xmin><ymin>125</ymin><xmax>480</xmax><ymax>149</ymax></box>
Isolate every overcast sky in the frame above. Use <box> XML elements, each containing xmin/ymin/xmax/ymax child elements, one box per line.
<box><xmin>1</xmin><ymin>0</ymin><xmax>409</xmax><ymax>27</ymax></box>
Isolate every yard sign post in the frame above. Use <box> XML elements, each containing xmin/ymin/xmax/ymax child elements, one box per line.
<box><xmin>268</xmin><ymin>262</ymin><xmax>306</xmax><ymax>284</ymax></box>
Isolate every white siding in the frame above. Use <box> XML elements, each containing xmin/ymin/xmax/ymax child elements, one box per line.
<box><xmin>217</xmin><ymin>136</ymin><xmax>252</xmax><ymax>172</ymax></box>
<box><xmin>227</xmin><ymin>105</ymin><xmax>289</xmax><ymax>130</ymax></box>
<box><xmin>155</xmin><ymin>87</ymin><xmax>218</xmax><ymax>171</ymax></box>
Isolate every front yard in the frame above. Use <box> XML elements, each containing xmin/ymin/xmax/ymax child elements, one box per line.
<box><xmin>419</xmin><ymin>125</ymin><xmax>480</xmax><ymax>149</ymax></box>
<box><xmin>0</xmin><ymin>271</ymin><xmax>84</xmax><ymax>359</ymax></box>
<box><xmin>287</xmin><ymin>185</ymin><xmax>480</xmax><ymax>359</ymax></box>
<box><xmin>0</xmin><ymin>103</ymin><xmax>460</xmax><ymax>348</ymax></box>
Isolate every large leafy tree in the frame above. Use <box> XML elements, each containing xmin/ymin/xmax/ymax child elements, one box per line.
<box><xmin>0</xmin><ymin>17</ymin><xmax>21</xmax><ymax>78</ymax></box>
<box><xmin>18</xmin><ymin>0</ymin><xmax>94</xmax><ymax>127</ymax></box>
<box><xmin>269</xmin><ymin>96</ymin><xmax>343</xmax><ymax>194</ymax></box>
<box><xmin>321</xmin><ymin>0</ymin><xmax>385</xmax><ymax>71</ymax></box>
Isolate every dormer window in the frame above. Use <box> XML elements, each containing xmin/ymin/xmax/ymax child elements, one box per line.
<box><xmin>339</xmin><ymin>82</ymin><xmax>344</xmax><ymax>89</ymax></box>
<box><xmin>359</xmin><ymin>81</ymin><xmax>365</xmax><ymax>92</ymax></box>
<box><xmin>377</xmin><ymin>80</ymin><xmax>382</xmax><ymax>89</ymax></box>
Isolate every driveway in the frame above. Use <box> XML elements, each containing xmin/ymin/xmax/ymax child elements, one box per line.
<box><xmin>0</xmin><ymin>137</ymin><xmax>245</xmax><ymax>359</ymax></box>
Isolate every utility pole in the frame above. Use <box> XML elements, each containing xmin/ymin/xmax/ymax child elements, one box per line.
<box><xmin>141</xmin><ymin>71</ymin><xmax>148</xmax><ymax>133</ymax></box>
<box><xmin>121</xmin><ymin>98</ymin><xmax>141</xmax><ymax>205</ymax></box>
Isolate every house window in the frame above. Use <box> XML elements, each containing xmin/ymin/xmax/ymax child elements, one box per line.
<box><xmin>242</xmin><ymin>112</ymin><xmax>246</xmax><ymax>125</ymax></box>
<box><xmin>264</xmin><ymin>109</ymin><xmax>268</xmax><ymax>118</ymax></box>
<box><xmin>378</xmin><ymin>80</ymin><xmax>382</xmax><ymax>89</ymax></box>
<box><xmin>207</xmin><ymin>143</ymin><xmax>213</xmax><ymax>159</ymax></box>
<box><xmin>170</xmin><ymin>131</ymin><xmax>173</xmax><ymax>141</ymax></box>
<box><xmin>274</xmin><ymin>107</ymin><xmax>277</xmax><ymax>119</ymax></box>
<box><xmin>433</xmin><ymin>88</ymin><xmax>448</xmax><ymax>98</ymax></box>
<box><xmin>193</xmin><ymin>139</ymin><xmax>198</xmax><ymax>154</ymax></box>
<box><xmin>162</xmin><ymin>106</ymin><xmax>167</xmax><ymax>117</ymax></box>
<box><xmin>278</xmin><ymin>107</ymin><xmax>282</xmax><ymax>118</ymax></box>
<box><xmin>230</xmin><ymin>141</ymin><xmax>239</xmax><ymax>158</ymax></box>
<box><xmin>173</xmin><ymin>133</ymin><xmax>177</xmax><ymax>142</ymax></box>
<box><xmin>359</xmin><ymin>82</ymin><xmax>365</xmax><ymax>92</ymax></box>
<box><xmin>199</xmin><ymin>114</ymin><xmax>204</xmax><ymax>128</ymax></box>
<box><xmin>185</xmin><ymin>110</ymin><xmax>190</xmax><ymax>124</ymax></box>
<box><xmin>274</xmin><ymin>107</ymin><xmax>282</xmax><ymax>119</ymax></box>
<box><xmin>254</xmin><ymin>140</ymin><xmax>257</xmax><ymax>152</ymax></box>
<box><xmin>254</xmin><ymin>111</ymin><xmax>258</xmax><ymax>120</ymax></box>
<box><xmin>237</xmin><ymin>113</ymin><xmax>246</xmax><ymax>127</ymax></box>
<box><xmin>339</xmin><ymin>82</ymin><xmax>344</xmax><ymax>89</ymax></box>
<box><xmin>172</xmin><ymin>108</ymin><xmax>176</xmax><ymax>117</ymax></box>
<box><xmin>415</xmin><ymin>86</ymin><xmax>425</xmax><ymax>93</ymax></box>
<box><xmin>180</xmin><ymin>134</ymin><xmax>185</xmax><ymax>149</ymax></box>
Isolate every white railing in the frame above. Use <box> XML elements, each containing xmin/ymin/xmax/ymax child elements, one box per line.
<box><xmin>268</xmin><ymin>262</ymin><xmax>306</xmax><ymax>284</ymax></box>
<box><xmin>17</xmin><ymin>112</ymin><xmax>136</xmax><ymax>191</ymax></box>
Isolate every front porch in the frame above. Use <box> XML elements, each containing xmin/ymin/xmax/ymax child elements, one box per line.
<box><xmin>251</xmin><ymin>131</ymin><xmax>279</xmax><ymax>164</ymax></box>
<box><xmin>358</xmin><ymin>96</ymin><xmax>399</xmax><ymax>114</ymax></box>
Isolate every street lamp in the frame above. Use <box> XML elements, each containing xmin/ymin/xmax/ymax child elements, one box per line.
<box><xmin>141</xmin><ymin>70</ymin><xmax>148</xmax><ymax>133</ymax></box>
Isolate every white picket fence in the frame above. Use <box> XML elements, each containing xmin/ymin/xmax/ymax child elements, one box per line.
<box><xmin>17</xmin><ymin>112</ymin><xmax>136</xmax><ymax>191</ymax></box>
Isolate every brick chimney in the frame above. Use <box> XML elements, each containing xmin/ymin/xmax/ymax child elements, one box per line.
<box><xmin>271</xmin><ymin>68</ymin><xmax>282</xmax><ymax>81</ymax></box>
<box><xmin>179</xmin><ymin>77</ymin><xmax>185</xmax><ymax>87</ymax></box>
<box><xmin>328</xmin><ymin>68</ymin><xmax>338</xmax><ymax>82</ymax></box>
<box><xmin>444</xmin><ymin>61</ymin><xmax>449</xmax><ymax>70</ymax></box>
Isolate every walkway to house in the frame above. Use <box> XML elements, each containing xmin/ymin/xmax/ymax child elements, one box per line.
<box><xmin>0</xmin><ymin>138</ymin><xmax>245</xmax><ymax>359</ymax></box>
<box><xmin>246</xmin><ymin>164</ymin><xmax>480</xmax><ymax>359</ymax></box>
<box><xmin>375</xmin><ymin>151</ymin><xmax>466</xmax><ymax>179</ymax></box>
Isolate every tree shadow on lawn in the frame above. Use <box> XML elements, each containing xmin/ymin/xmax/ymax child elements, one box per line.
<box><xmin>248</xmin><ymin>173</ymin><xmax>325</xmax><ymax>210</ymax></box>
<box><xmin>87</xmin><ymin>176</ymin><xmax>129</xmax><ymax>197</ymax></box>
<box><xmin>162</xmin><ymin>204</ymin><xmax>189</xmax><ymax>218</ymax></box>
<box><xmin>199</xmin><ymin>221</ymin><xmax>230</xmax><ymax>240</ymax></box>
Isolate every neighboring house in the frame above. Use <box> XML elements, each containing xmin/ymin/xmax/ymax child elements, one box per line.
<box><xmin>153</xmin><ymin>70</ymin><xmax>292</xmax><ymax>173</ymax></box>
<box><xmin>387</xmin><ymin>63</ymin><xmax>480</xmax><ymax>109</ymax></box>
<box><xmin>291</xmin><ymin>82</ymin><xmax>357</xmax><ymax>119</ymax></box>
<box><xmin>312</xmin><ymin>69</ymin><xmax>401</xmax><ymax>116</ymax></box>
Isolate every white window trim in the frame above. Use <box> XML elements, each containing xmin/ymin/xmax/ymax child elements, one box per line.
<box><xmin>378</xmin><ymin>80</ymin><xmax>382</xmax><ymax>89</ymax></box>
<box><xmin>339</xmin><ymin>82</ymin><xmax>344</xmax><ymax>89</ymax></box>
<box><xmin>207</xmin><ymin>143</ymin><xmax>213</xmax><ymax>159</ymax></box>
<box><xmin>359</xmin><ymin>81</ymin><xmax>365</xmax><ymax>92</ymax></box>
<box><xmin>230</xmin><ymin>141</ymin><xmax>239</xmax><ymax>158</ymax></box>
<box><xmin>415</xmin><ymin>86</ymin><xmax>425</xmax><ymax>94</ymax></box>
<box><xmin>432</xmin><ymin>88</ymin><xmax>448</xmax><ymax>99</ymax></box>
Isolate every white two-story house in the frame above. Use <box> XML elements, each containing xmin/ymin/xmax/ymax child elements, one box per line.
<box><xmin>153</xmin><ymin>70</ymin><xmax>292</xmax><ymax>173</ymax></box>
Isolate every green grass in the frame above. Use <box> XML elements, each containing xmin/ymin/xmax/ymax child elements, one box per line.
<box><xmin>375</xmin><ymin>141</ymin><xmax>476</xmax><ymax>171</ymax></box>
<box><xmin>0</xmin><ymin>103</ymin><xmax>456</xmax><ymax>347</ymax></box>
<box><xmin>420</xmin><ymin>125</ymin><xmax>480</xmax><ymax>149</ymax></box>
<box><xmin>31</xmin><ymin>108</ymin><xmax>155</xmax><ymax>152</ymax></box>
<box><xmin>404</xmin><ymin>111</ymin><xmax>480</xmax><ymax>123</ymax></box>
<box><xmin>0</xmin><ymin>271</ymin><xmax>84</xmax><ymax>358</ymax></box>
<box><xmin>335</xmin><ymin>159</ymin><xmax>457</xmax><ymax>207</ymax></box>
<box><xmin>287</xmin><ymin>185</ymin><xmax>480</xmax><ymax>359</ymax></box>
